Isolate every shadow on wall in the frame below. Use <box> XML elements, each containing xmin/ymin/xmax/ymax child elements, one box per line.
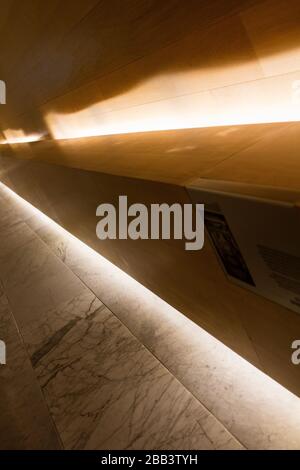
<box><xmin>1</xmin><ymin>0</ymin><xmax>300</xmax><ymax>140</ymax></box>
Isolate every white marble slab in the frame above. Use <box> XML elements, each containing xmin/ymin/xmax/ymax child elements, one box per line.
<box><xmin>0</xmin><ymin>282</ymin><xmax>61</xmax><ymax>449</ymax></box>
<box><xmin>21</xmin><ymin>289</ymin><xmax>241</xmax><ymax>450</ymax></box>
<box><xmin>32</xmin><ymin>218</ymin><xmax>300</xmax><ymax>450</ymax></box>
<box><xmin>0</xmin><ymin>200</ymin><xmax>242</xmax><ymax>449</ymax></box>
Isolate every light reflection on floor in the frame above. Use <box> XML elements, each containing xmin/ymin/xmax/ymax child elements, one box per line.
<box><xmin>1</xmin><ymin>181</ymin><xmax>300</xmax><ymax>450</ymax></box>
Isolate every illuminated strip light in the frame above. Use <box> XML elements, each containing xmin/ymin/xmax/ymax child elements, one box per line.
<box><xmin>2</xmin><ymin>71</ymin><xmax>300</xmax><ymax>144</ymax></box>
<box><xmin>45</xmin><ymin>70</ymin><xmax>300</xmax><ymax>140</ymax></box>
<box><xmin>0</xmin><ymin>181</ymin><xmax>300</xmax><ymax>449</ymax></box>
<box><xmin>0</xmin><ymin>133</ymin><xmax>44</xmax><ymax>145</ymax></box>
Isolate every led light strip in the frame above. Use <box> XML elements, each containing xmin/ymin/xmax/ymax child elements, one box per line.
<box><xmin>0</xmin><ymin>181</ymin><xmax>300</xmax><ymax>449</ymax></box>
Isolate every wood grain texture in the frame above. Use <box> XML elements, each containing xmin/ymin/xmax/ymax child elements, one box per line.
<box><xmin>0</xmin><ymin>122</ymin><xmax>288</xmax><ymax>184</ymax></box>
<box><xmin>1</xmin><ymin>0</ymin><xmax>297</xmax><ymax>137</ymax></box>
<box><xmin>202</xmin><ymin>122</ymin><xmax>300</xmax><ymax>190</ymax></box>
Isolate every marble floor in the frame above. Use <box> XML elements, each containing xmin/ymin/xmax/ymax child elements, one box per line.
<box><xmin>0</xmin><ymin>182</ymin><xmax>300</xmax><ymax>450</ymax></box>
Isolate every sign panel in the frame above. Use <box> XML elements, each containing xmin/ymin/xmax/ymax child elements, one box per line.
<box><xmin>188</xmin><ymin>181</ymin><xmax>300</xmax><ymax>315</ymax></box>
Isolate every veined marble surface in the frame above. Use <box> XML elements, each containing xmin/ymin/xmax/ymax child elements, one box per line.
<box><xmin>0</xmin><ymin>188</ymin><xmax>242</xmax><ymax>450</ymax></box>
<box><xmin>22</xmin><ymin>290</ymin><xmax>241</xmax><ymax>450</ymax></box>
<box><xmin>16</xmin><ymin>199</ymin><xmax>300</xmax><ymax>450</ymax></box>
<box><xmin>0</xmin><ymin>282</ymin><xmax>61</xmax><ymax>449</ymax></box>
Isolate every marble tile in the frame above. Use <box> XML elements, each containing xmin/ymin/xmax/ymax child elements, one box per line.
<box><xmin>20</xmin><ymin>289</ymin><xmax>242</xmax><ymax>450</ymax></box>
<box><xmin>0</xmin><ymin>227</ymin><xmax>86</xmax><ymax>328</ymax></box>
<box><xmin>0</xmin><ymin>199</ymin><xmax>242</xmax><ymax>449</ymax></box>
<box><xmin>34</xmin><ymin>222</ymin><xmax>300</xmax><ymax>450</ymax></box>
<box><xmin>0</xmin><ymin>189</ymin><xmax>27</xmax><ymax>230</ymax></box>
<box><xmin>0</xmin><ymin>282</ymin><xmax>61</xmax><ymax>449</ymax></box>
<box><xmin>0</xmin><ymin>221</ymin><xmax>36</xmax><ymax>259</ymax></box>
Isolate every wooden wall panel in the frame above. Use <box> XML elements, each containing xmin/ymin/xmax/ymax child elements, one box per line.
<box><xmin>1</xmin><ymin>0</ymin><xmax>299</xmax><ymax>150</ymax></box>
<box><xmin>0</xmin><ymin>0</ymin><xmax>299</xmax><ymax>141</ymax></box>
<box><xmin>0</xmin><ymin>123</ymin><xmax>286</xmax><ymax>184</ymax></box>
<box><xmin>241</xmin><ymin>0</ymin><xmax>300</xmax><ymax>76</ymax></box>
<box><xmin>202</xmin><ymin>122</ymin><xmax>300</xmax><ymax>190</ymax></box>
<box><xmin>33</xmin><ymin>11</ymin><xmax>264</xmax><ymax>136</ymax></box>
<box><xmin>0</xmin><ymin>0</ymin><xmax>256</xmax><ymax>130</ymax></box>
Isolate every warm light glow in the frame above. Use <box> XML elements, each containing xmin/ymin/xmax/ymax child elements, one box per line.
<box><xmin>0</xmin><ymin>181</ymin><xmax>300</xmax><ymax>449</ymax></box>
<box><xmin>45</xmin><ymin>69</ymin><xmax>300</xmax><ymax>140</ymax></box>
<box><xmin>0</xmin><ymin>129</ymin><xmax>45</xmax><ymax>145</ymax></box>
